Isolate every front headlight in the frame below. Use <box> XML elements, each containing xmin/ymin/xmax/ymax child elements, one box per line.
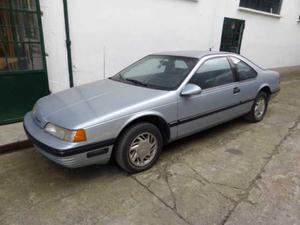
<box><xmin>45</xmin><ymin>123</ymin><xmax>87</xmax><ymax>142</ymax></box>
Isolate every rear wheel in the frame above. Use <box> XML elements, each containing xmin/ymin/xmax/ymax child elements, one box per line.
<box><xmin>115</xmin><ymin>123</ymin><xmax>163</xmax><ymax>173</ymax></box>
<box><xmin>244</xmin><ymin>91</ymin><xmax>268</xmax><ymax>122</ymax></box>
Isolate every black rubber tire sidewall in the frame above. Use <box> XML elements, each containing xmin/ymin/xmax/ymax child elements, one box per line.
<box><xmin>114</xmin><ymin>123</ymin><xmax>163</xmax><ymax>173</ymax></box>
<box><xmin>244</xmin><ymin>91</ymin><xmax>268</xmax><ymax>122</ymax></box>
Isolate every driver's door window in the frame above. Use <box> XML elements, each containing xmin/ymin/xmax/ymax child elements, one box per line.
<box><xmin>230</xmin><ymin>57</ymin><xmax>257</xmax><ymax>81</ymax></box>
<box><xmin>189</xmin><ymin>57</ymin><xmax>234</xmax><ymax>89</ymax></box>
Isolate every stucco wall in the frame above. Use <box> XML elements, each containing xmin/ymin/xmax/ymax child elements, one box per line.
<box><xmin>210</xmin><ymin>0</ymin><xmax>300</xmax><ymax>68</ymax></box>
<box><xmin>40</xmin><ymin>0</ymin><xmax>70</xmax><ymax>92</ymax></box>
<box><xmin>40</xmin><ymin>0</ymin><xmax>300</xmax><ymax>92</ymax></box>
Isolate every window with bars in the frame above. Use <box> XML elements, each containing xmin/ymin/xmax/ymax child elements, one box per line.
<box><xmin>239</xmin><ymin>0</ymin><xmax>282</xmax><ymax>14</ymax></box>
<box><xmin>0</xmin><ymin>0</ymin><xmax>44</xmax><ymax>73</ymax></box>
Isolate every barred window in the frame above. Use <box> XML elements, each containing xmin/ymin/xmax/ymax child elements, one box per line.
<box><xmin>0</xmin><ymin>0</ymin><xmax>45</xmax><ymax>73</ymax></box>
<box><xmin>239</xmin><ymin>0</ymin><xmax>282</xmax><ymax>14</ymax></box>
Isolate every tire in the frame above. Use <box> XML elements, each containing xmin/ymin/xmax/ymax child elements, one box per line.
<box><xmin>244</xmin><ymin>91</ymin><xmax>268</xmax><ymax>123</ymax></box>
<box><xmin>114</xmin><ymin>123</ymin><xmax>163</xmax><ymax>173</ymax></box>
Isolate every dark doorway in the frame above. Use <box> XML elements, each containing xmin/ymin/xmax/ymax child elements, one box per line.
<box><xmin>0</xmin><ymin>0</ymin><xmax>49</xmax><ymax>124</ymax></box>
<box><xmin>220</xmin><ymin>18</ymin><xmax>245</xmax><ymax>54</ymax></box>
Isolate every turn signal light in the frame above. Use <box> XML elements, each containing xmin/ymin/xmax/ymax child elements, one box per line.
<box><xmin>73</xmin><ymin>129</ymin><xmax>87</xmax><ymax>142</ymax></box>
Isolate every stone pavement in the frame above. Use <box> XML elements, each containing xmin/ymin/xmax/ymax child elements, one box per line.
<box><xmin>0</xmin><ymin>73</ymin><xmax>299</xmax><ymax>225</ymax></box>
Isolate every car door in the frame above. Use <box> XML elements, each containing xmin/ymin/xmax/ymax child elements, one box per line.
<box><xmin>229</xmin><ymin>56</ymin><xmax>260</xmax><ymax>105</ymax></box>
<box><xmin>177</xmin><ymin>57</ymin><xmax>241</xmax><ymax>138</ymax></box>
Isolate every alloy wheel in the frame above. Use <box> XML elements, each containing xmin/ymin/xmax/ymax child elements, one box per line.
<box><xmin>254</xmin><ymin>97</ymin><xmax>266</xmax><ymax>120</ymax></box>
<box><xmin>128</xmin><ymin>132</ymin><xmax>158</xmax><ymax>167</ymax></box>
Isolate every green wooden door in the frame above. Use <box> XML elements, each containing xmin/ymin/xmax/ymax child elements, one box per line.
<box><xmin>0</xmin><ymin>0</ymin><xmax>49</xmax><ymax>124</ymax></box>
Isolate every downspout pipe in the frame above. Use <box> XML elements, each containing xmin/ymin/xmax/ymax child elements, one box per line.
<box><xmin>62</xmin><ymin>0</ymin><xmax>74</xmax><ymax>88</ymax></box>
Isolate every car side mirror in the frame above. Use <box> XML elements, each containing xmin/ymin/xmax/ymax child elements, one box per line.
<box><xmin>181</xmin><ymin>84</ymin><xmax>202</xmax><ymax>96</ymax></box>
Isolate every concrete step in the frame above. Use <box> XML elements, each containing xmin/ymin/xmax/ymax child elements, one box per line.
<box><xmin>0</xmin><ymin>122</ymin><xmax>31</xmax><ymax>154</ymax></box>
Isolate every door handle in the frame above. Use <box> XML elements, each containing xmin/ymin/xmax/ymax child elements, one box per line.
<box><xmin>233</xmin><ymin>87</ymin><xmax>240</xmax><ymax>94</ymax></box>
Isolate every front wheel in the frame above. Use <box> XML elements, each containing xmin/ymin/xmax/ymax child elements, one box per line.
<box><xmin>244</xmin><ymin>91</ymin><xmax>268</xmax><ymax>123</ymax></box>
<box><xmin>114</xmin><ymin>123</ymin><xmax>163</xmax><ymax>173</ymax></box>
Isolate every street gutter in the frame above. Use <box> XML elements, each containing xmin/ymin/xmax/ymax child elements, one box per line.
<box><xmin>0</xmin><ymin>140</ymin><xmax>32</xmax><ymax>155</ymax></box>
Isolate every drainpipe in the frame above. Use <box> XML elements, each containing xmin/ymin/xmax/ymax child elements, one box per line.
<box><xmin>62</xmin><ymin>0</ymin><xmax>74</xmax><ymax>88</ymax></box>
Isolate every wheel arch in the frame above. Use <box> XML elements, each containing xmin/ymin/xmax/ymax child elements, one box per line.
<box><xmin>117</xmin><ymin>112</ymin><xmax>171</xmax><ymax>145</ymax></box>
<box><xmin>258</xmin><ymin>84</ymin><xmax>272</xmax><ymax>98</ymax></box>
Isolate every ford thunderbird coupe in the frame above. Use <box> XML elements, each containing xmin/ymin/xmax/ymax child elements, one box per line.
<box><xmin>24</xmin><ymin>51</ymin><xmax>280</xmax><ymax>173</ymax></box>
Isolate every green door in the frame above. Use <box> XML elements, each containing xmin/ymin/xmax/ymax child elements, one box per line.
<box><xmin>0</xmin><ymin>0</ymin><xmax>49</xmax><ymax>124</ymax></box>
<box><xmin>220</xmin><ymin>17</ymin><xmax>245</xmax><ymax>54</ymax></box>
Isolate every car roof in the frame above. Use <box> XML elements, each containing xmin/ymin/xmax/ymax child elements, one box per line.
<box><xmin>151</xmin><ymin>50</ymin><xmax>233</xmax><ymax>59</ymax></box>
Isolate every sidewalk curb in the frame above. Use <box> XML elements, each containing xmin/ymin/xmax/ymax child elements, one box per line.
<box><xmin>0</xmin><ymin>140</ymin><xmax>32</xmax><ymax>155</ymax></box>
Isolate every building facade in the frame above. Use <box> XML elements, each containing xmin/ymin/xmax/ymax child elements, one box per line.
<box><xmin>1</xmin><ymin>0</ymin><xmax>300</xmax><ymax>124</ymax></box>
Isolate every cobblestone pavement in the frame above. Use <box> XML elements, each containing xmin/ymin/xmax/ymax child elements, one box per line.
<box><xmin>0</xmin><ymin>74</ymin><xmax>299</xmax><ymax>225</ymax></box>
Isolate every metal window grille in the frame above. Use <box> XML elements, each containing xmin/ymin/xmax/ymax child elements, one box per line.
<box><xmin>0</xmin><ymin>0</ymin><xmax>45</xmax><ymax>72</ymax></box>
<box><xmin>239</xmin><ymin>0</ymin><xmax>283</xmax><ymax>14</ymax></box>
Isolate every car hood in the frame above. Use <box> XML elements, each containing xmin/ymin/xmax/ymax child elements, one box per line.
<box><xmin>33</xmin><ymin>79</ymin><xmax>170</xmax><ymax>129</ymax></box>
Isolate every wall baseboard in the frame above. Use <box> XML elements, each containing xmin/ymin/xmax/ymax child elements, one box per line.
<box><xmin>271</xmin><ymin>65</ymin><xmax>300</xmax><ymax>76</ymax></box>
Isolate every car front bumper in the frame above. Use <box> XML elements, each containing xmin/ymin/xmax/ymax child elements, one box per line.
<box><xmin>23</xmin><ymin>112</ymin><xmax>114</xmax><ymax>168</ymax></box>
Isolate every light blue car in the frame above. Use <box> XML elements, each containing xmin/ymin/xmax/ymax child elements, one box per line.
<box><xmin>24</xmin><ymin>51</ymin><xmax>280</xmax><ymax>173</ymax></box>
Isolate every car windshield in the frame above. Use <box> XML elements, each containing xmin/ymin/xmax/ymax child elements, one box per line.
<box><xmin>111</xmin><ymin>55</ymin><xmax>198</xmax><ymax>90</ymax></box>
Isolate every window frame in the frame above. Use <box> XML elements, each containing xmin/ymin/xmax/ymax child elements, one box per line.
<box><xmin>239</xmin><ymin>0</ymin><xmax>283</xmax><ymax>15</ymax></box>
<box><xmin>187</xmin><ymin>56</ymin><xmax>238</xmax><ymax>90</ymax></box>
<box><xmin>228</xmin><ymin>56</ymin><xmax>258</xmax><ymax>82</ymax></box>
<box><xmin>0</xmin><ymin>0</ymin><xmax>47</xmax><ymax>74</ymax></box>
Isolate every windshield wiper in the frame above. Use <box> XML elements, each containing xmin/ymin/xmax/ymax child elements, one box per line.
<box><xmin>125</xmin><ymin>78</ymin><xmax>148</xmax><ymax>87</ymax></box>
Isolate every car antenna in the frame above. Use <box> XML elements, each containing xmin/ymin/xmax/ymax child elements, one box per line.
<box><xmin>103</xmin><ymin>46</ymin><xmax>106</xmax><ymax>78</ymax></box>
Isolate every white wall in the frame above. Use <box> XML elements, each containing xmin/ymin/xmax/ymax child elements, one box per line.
<box><xmin>41</xmin><ymin>0</ymin><xmax>300</xmax><ymax>92</ymax></box>
<box><xmin>40</xmin><ymin>0</ymin><xmax>69</xmax><ymax>92</ymax></box>
<box><xmin>68</xmin><ymin>0</ymin><xmax>218</xmax><ymax>86</ymax></box>
<box><xmin>210</xmin><ymin>0</ymin><xmax>300</xmax><ymax>68</ymax></box>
